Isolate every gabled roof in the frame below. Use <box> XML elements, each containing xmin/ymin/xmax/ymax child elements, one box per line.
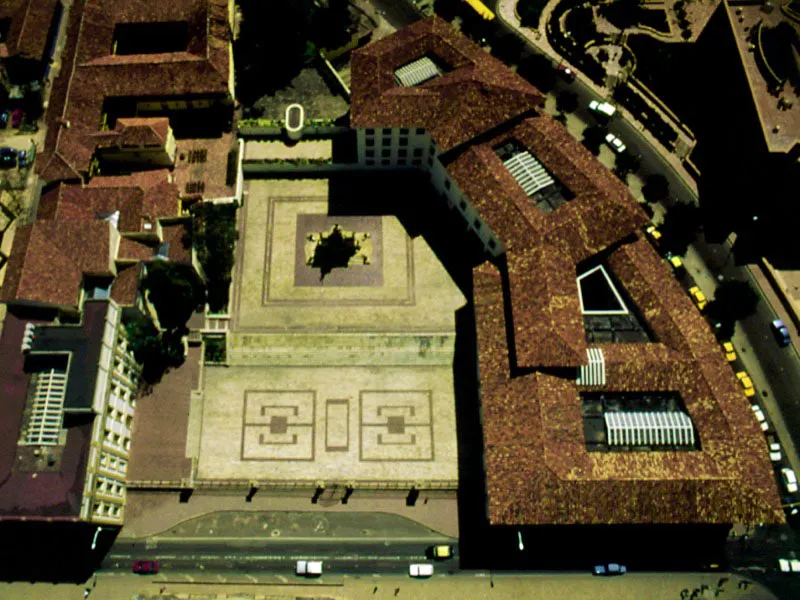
<box><xmin>38</xmin><ymin>169</ymin><xmax>179</xmax><ymax>233</ymax></box>
<box><xmin>0</xmin><ymin>0</ymin><xmax>60</xmax><ymax>61</ymax></box>
<box><xmin>95</xmin><ymin>117</ymin><xmax>171</xmax><ymax>149</ymax></box>
<box><xmin>36</xmin><ymin>0</ymin><xmax>232</xmax><ymax>182</ymax></box>
<box><xmin>0</xmin><ymin>220</ymin><xmax>114</xmax><ymax>307</ymax></box>
<box><xmin>350</xmin><ymin>16</ymin><xmax>544</xmax><ymax>152</ymax></box>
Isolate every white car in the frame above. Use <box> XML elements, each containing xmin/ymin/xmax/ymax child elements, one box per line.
<box><xmin>751</xmin><ymin>404</ymin><xmax>769</xmax><ymax>431</ymax></box>
<box><xmin>781</xmin><ymin>467</ymin><xmax>798</xmax><ymax>493</ymax></box>
<box><xmin>296</xmin><ymin>560</ymin><xmax>323</xmax><ymax>576</ymax></box>
<box><xmin>604</xmin><ymin>133</ymin><xmax>626</xmax><ymax>153</ymax></box>
<box><xmin>589</xmin><ymin>100</ymin><xmax>616</xmax><ymax>117</ymax></box>
<box><xmin>409</xmin><ymin>563</ymin><xmax>434</xmax><ymax>577</ymax></box>
<box><xmin>767</xmin><ymin>436</ymin><xmax>781</xmax><ymax>462</ymax></box>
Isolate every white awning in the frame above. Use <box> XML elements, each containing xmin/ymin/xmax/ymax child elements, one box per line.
<box><xmin>503</xmin><ymin>151</ymin><xmax>555</xmax><ymax>197</ymax></box>
<box><xmin>577</xmin><ymin>347</ymin><xmax>605</xmax><ymax>386</ymax></box>
<box><xmin>604</xmin><ymin>411</ymin><xmax>695</xmax><ymax>447</ymax></box>
<box><xmin>394</xmin><ymin>57</ymin><xmax>443</xmax><ymax>86</ymax></box>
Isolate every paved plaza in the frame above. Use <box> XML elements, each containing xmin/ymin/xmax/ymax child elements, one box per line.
<box><xmin>194</xmin><ymin>179</ymin><xmax>466</xmax><ymax>488</ymax></box>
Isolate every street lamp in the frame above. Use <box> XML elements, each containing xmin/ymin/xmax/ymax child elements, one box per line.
<box><xmin>517</xmin><ymin>530</ymin><xmax>524</xmax><ymax>551</ymax></box>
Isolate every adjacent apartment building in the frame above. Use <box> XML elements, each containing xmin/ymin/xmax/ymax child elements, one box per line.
<box><xmin>351</xmin><ymin>17</ymin><xmax>783</xmax><ymax>563</ymax></box>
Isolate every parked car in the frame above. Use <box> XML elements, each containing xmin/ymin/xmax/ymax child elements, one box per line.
<box><xmin>556</xmin><ymin>63</ymin><xmax>576</xmax><ymax>82</ymax></box>
<box><xmin>431</xmin><ymin>544</ymin><xmax>453</xmax><ymax>559</ymax></box>
<box><xmin>604</xmin><ymin>133</ymin><xmax>626</xmax><ymax>153</ymax></box>
<box><xmin>409</xmin><ymin>563</ymin><xmax>434</xmax><ymax>578</ymax></box>
<box><xmin>766</xmin><ymin>435</ymin><xmax>781</xmax><ymax>462</ymax></box>
<box><xmin>781</xmin><ymin>467</ymin><xmax>798</xmax><ymax>493</ymax></box>
<box><xmin>589</xmin><ymin>100</ymin><xmax>616</xmax><ymax>118</ymax></box>
<box><xmin>0</xmin><ymin>147</ymin><xmax>17</xmax><ymax>168</ymax></box>
<box><xmin>645</xmin><ymin>224</ymin><xmax>662</xmax><ymax>243</ymax></box>
<box><xmin>664</xmin><ymin>251</ymin><xmax>684</xmax><ymax>271</ymax></box>
<box><xmin>721</xmin><ymin>341</ymin><xmax>737</xmax><ymax>362</ymax></box>
<box><xmin>296</xmin><ymin>560</ymin><xmax>323</xmax><ymax>576</ymax></box>
<box><xmin>771</xmin><ymin>319</ymin><xmax>791</xmax><ymax>347</ymax></box>
<box><xmin>0</xmin><ymin>110</ymin><xmax>7</xmax><ymax>128</ymax></box>
<box><xmin>736</xmin><ymin>371</ymin><xmax>756</xmax><ymax>398</ymax></box>
<box><xmin>751</xmin><ymin>404</ymin><xmax>768</xmax><ymax>431</ymax></box>
<box><xmin>132</xmin><ymin>560</ymin><xmax>159</xmax><ymax>574</ymax></box>
<box><xmin>593</xmin><ymin>563</ymin><xmax>627</xmax><ymax>576</ymax></box>
<box><xmin>688</xmin><ymin>286</ymin><xmax>708</xmax><ymax>311</ymax></box>
<box><xmin>17</xmin><ymin>149</ymin><xmax>27</xmax><ymax>168</ymax></box>
<box><xmin>10</xmin><ymin>108</ymin><xmax>22</xmax><ymax>127</ymax></box>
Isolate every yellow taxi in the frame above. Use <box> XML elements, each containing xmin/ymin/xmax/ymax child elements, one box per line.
<box><xmin>722</xmin><ymin>341</ymin><xmax>736</xmax><ymax>362</ymax></box>
<box><xmin>645</xmin><ymin>225</ymin><xmax>662</xmax><ymax>243</ymax></box>
<box><xmin>688</xmin><ymin>286</ymin><xmax>708</xmax><ymax>311</ymax></box>
<box><xmin>736</xmin><ymin>371</ymin><xmax>756</xmax><ymax>398</ymax></box>
<box><xmin>432</xmin><ymin>545</ymin><xmax>453</xmax><ymax>559</ymax></box>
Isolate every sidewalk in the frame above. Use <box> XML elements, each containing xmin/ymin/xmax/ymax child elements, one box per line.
<box><xmin>0</xmin><ymin>571</ymin><xmax>778</xmax><ymax>600</ymax></box>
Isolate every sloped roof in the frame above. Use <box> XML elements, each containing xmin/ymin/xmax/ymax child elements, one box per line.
<box><xmin>0</xmin><ymin>0</ymin><xmax>60</xmax><ymax>61</ymax></box>
<box><xmin>36</xmin><ymin>0</ymin><xmax>232</xmax><ymax>182</ymax></box>
<box><xmin>0</xmin><ymin>220</ymin><xmax>114</xmax><ymax>307</ymax></box>
<box><xmin>350</xmin><ymin>16</ymin><xmax>544</xmax><ymax>152</ymax></box>
<box><xmin>38</xmin><ymin>170</ymin><xmax>179</xmax><ymax>233</ymax></box>
<box><xmin>95</xmin><ymin>117</ymin><xmax>171</xmax><ymax>149</ymax></box>
<box><xmin>110</xmin><ymin>262</ymin><xmax>142</xmax><ymax>305</ymax></box>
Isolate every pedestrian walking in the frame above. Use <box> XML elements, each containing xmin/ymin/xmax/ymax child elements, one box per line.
<box><xmin>373</xmin><ymin>586</ymin><xmax>378</xmax><ymax>594</ymax></box>
<box><xmin>159</xmin><ymin>585</ymin><xmax>166</xmax><ymax>594</ymax></box>
<box><xmin>394</xmin><ymin>588</ymin><xmax>400</xmax><ymax>596</ymax></box>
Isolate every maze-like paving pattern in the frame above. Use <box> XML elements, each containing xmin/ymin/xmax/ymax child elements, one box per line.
<box><xmin>359</xmin><ymin>391</ymin><xmax>434</xmax><ymax>461</ymax></box>
<box><xmin>242</xmin><ymin>391</ymin><xmax>315</xmax><ymax>460</ymax></box>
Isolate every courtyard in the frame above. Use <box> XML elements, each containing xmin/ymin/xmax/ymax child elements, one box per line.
<box><xmin>194</xmin><ymin>178</ymin><xmax>466</xmax><ymax>488</ymax></box>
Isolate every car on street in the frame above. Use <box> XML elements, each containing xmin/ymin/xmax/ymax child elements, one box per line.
<box><xmin>296</xmin><ymin>560</ymin><xmax>323</xmax><ymax>576</ymax></box>
<box><xmin>0</xmin><ymin>110</ymin><xmax>7</xmax><ymax>128</ymax></box>
<box><xmin>409</xmin><ymin>563</ymin><xmax>434</xmax><ymax>577</ymax></box>
<box><xmin>750</xmin><ymin>404</ymin><xmax>768</xmax><ymax>431</ymax></box>
<box><xmin>645</xmin><ymin>224</ymin><xmax>662</xmax><ymax>243</ymax></box>
<box><xmin>736</xmin><ymin>371</ymin><xmax>756</xmax><ymax>398</ymax></box>
<box><xmin>770</xmin><ymin>319</ymin><xmax>791</xmax><ymax>347</ymax></box>
<box><xmin>431</xmin><ymin>544</ymin><xmax>453</xmax><ymax>559</ymax></box>
<box><xmin>604</xmin><ymin>132</ymin><xmax>626</xmax><ymax>153</ymax></box>
<box><xmin>132</xmin><ymin>560</ymin><xmax>159</xmax><ymax>574</ymax></box>
<box><xmin>593</xmin><ymin>563</ymin><xmax>626</xmax><ymax>576</ymax></box>
<box><xmin>589</xmin><ymin>100</ymin><xmax>616</xmax><ymax>118</ymax></box>
<box><xmin>0</xmin><ymin>147</ymin><xmax>17</xmax><ymax>168</ymax></box>
<box><xmin>556</xmin><ymin>63</ymin><xmax>576</xmax><ymax>82</ymax></box>
<box><xmin>721</xmin><ymin>341</ymin><xmax>737</xmax><ymax>362</ymax></box>
<box><xmin>781</xmin><ymin>467</ymin><xmax>798</xmax><ymax>493</ymax></box>
<box><xmin>664</xmin><ymin>251</ymin><xmax>684</xmax><ymax>271</ymax></box>
<box><xmin>17</xmin><ymin>149</ymin><xmax>27</xmax><ymax>168</ymax></box>
<box><xmin>767</xmin><ymin>435</ymin><xmax>781</xmax><ymax>462</ymax></box>
<box><xmin>688</xmin><ymin>286</ymin><xmax>708</xmax><ymax>311</ymax></box>
<box><xmin>10</xmin><ymin>108</ymin><xmax>22</xmax><ymax>127</ymax></box>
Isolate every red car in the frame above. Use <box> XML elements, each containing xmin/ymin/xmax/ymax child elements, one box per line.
<box><xmin>556</xmin><ymin>63</ymin><xmax>576</xmax><ymax>82</ymax></box>
<box><xmin>132</xmin><ymin>560</ymin><xmax>159</xmax><ymax>574</ymax></box>
<box><xmin>10</xmin><ymin>109</ymin><xmax>22</xmax><ymax>127</ymax></box>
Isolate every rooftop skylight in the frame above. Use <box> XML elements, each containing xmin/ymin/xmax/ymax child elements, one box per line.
<box><xmin>394</xmin><ymin>55</ymin><xmax>444</xmax><ymax>86</ymax></box>
<box><xmin>494</xmin><ymin>140</ymin><xmax>573</xmax><ymax>213</ymax></box>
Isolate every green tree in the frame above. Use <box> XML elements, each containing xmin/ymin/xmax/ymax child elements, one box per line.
<box><xmin>708</xmin><ymin>279</ymin><xmax>759</xmax><ymax>334</ymax></box>
<box><xmin>518</xmin><ymin>0</ymin><xmax>547</xmax><ymax>29</ymax></box>
<box><xmin>125</xmin><ymin>320</ymin><xmax>185</xmax><ymax>385</ymax></box>
<box><xmin>556</xmin><ymin>90</ymin><xmax>579</xmax><ymax>114</ymax></box>
<box><xmin>516</xmin><ymin>53</ymin><xmax>557</xmax><ymax>93</ymax></box>
<box><xmin>642</xmin><ymin>173</ymin><xmax>670</xmax><ymax>203</ymax></box>
<box><xmin>581</xmin><ymin>124</ymin><xmax>606</xmax><ymax>155</ymax></box>
<box><xmin>192</xmin><ymin>202</ymin><xmax>238</xmax><ymax>313</ymax></box>
<box><xmin>660</xmin><ymin>200</ymin><xmax>701</xmax><ymax>255</ymax></box>
<box><xmin>143</xmin><ymin>261</ymin><xmax>205</xmax><ymax>331</ymax></box>
<box><xmin>613</xmin><ymin>151</ymin><xmax>641</xmax><ymax>180</ymax></box>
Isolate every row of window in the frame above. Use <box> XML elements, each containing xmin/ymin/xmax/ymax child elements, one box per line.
<box><xmin>104</xmin><ymin>429</ymin><xmax>131</xmax><ymax>451</ymax></box>
<box><xmin>366</xmin><ymin>147</ymin><xmax>425</xmax><ymax>158</ymax></box>
<box><xmin>365</xmin><ymin>158</ymin><xmax>424</xmax><ymax>167</ymax></box>
<box><xmin>93</xmin><ymin>501</ymin><xmax>122</xmax><ymax>519</ymax></box>
<box><xmin>99</xmin><ymin>452</ymin><xmax>128</xmax><ymax>476</ymax></box>
<box><xmin>96</xmin><ymin>476</ymin><xmax>124</xmax><ymax>497</ymax></box>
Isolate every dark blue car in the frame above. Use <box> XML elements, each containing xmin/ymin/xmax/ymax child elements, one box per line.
<box><xmin>771</xmin><ymin>319</ymin><xmax>791</xmax><ymax>347</ymax></box>
<box><xmin>0</xmin><ymin>147</ymin><xmax>17</xmax><ymax>168</ymax></box>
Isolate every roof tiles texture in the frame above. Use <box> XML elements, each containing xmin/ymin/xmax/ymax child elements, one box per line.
<box><xmin>0</xmin><ymin>0</ymin><xmax>60</xmax><ymax>61</ymax></box>
<box><xmin>37</xmin><ymin>0</ymin><xmax>232</xmax><ymax>182</ymax></box>
<box><xmin>352</xmin><ymin>18</ymin><xmax>783</xmax><ymax>526</ymax></box>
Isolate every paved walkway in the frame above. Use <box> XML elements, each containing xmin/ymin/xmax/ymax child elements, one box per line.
<box><xmin>0</xmin><ymin>571</ymin><xmax>778</xmax><ymax>600</ymax></box>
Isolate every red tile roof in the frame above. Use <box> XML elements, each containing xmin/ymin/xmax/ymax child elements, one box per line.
<box><xmin>38</xmin><ymin>170</ymin><xmax>180</xmax><ymax>233</ymax></box>
<box><xmin>95</xmin><ymin>117</ymin><xmax>171</xmax><ymax>149</ymax></box>
<box><xmin>0</xmin><ymin>0</ymin><xmax>60</xmax><ymax>61</ymax></box>
<box><xmin>37</xmin><ymin>0</ymin><xmax>232</xmax><ymax>182</ymax></box>
<box><xmin>350</xmin><ymin>16</ymin><xmax>544</xmax><ymax>152</ymax></box>
<box><xmin>110</xmin><ymin>262</ymin><xmax>142</xmax><ymax>305</ymax></box>
<box><xmin>352</xmin><ymin>19</ymin><xmax>783</xmax><ymax>526</ymax></box>
<box><xmin>0</xmin><ymin>220</ymin><xmax>114</xmax><ymax>307</ymax></box>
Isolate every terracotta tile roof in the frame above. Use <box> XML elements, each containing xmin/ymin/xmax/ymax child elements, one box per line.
<box><xmin>95</xmin><ymin>117</ymin><xmax>170</xmax><ymax>149</ymax></box>
<box><xmin>0</xmin><ymin>0</ymin><xmax>60</xmax><ymax>61</ymax></box>
<box><xmin>161</xmin><ymin>222</ymin><xmax>193</xmax><ymax>264</ymax></box>
<box><xmin>110</xmin><ymin>262</ymin><xmax>141</xmax><ymax>305</ymax></box>
<box><xmin>350</xmin><ymin>16</ymin><xmax>544</xmax><ymax>152</ymax></box>
<box><xmin>36</xmin><ymin>0</ymin><xmax>232</xmax><ymax>182</ymax></box>
<box><xmin>38</xmin><ymin>170</ymin><xmax>180</xmax><ymax>233</ymax></box>
<box><xmin>0</xmin><ymin>220</ymin><xmax>114</xmax><ymax>307</ymax></box>
<box><xmin>116</xmin><ymin>237</ymin><xmax>154</xmax><ymax>262</ymax></box>
<box><xmin>353</xmin><ymin>19</ymin><xmax>783</xmax><ymax>527</ymax></box>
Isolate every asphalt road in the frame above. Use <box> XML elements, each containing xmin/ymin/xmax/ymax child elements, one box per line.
<box><xmin>370</xmin><ymin>0</ymin><xmax>422</xmax><ymax>29</ymax></box>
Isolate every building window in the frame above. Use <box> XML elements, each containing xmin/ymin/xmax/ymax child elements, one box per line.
<box><xmin>460</xmin><ymin>200</ymin><xmax>467</xmax><ymax>210</ymax></box>
<box><xmin>444</xmin><ymin>178</ymin><xmax>451</xmax><ymax>190</ymax></box>
<box><xmin>382</xmin><ymin>149</ymin><xmax>391</xmax><ymax>158</ymax></box>
<box><xmin>398</xmin><ymin>158</ymin><xmax>406</xmax><ymax>166</ymax></box>
<box><xmin>399</xmin><ymin>138</ymin><xmax>408</xmax><ymax>146</ymax></box>
<box><xmin>366</xmin><ymin>138</ymin><xmax>374</xmax><ymax>147</ymax></box>
<box><xmin>416</xmin><ymin>128</ymin><xmax>425</xmax><ymax>135</ymax></box>
<box><xmin>398</xmin><ymin>149</ymin><xmax>408</xmax><ymax>157</ymax></box>
<box><xmin>400</xmin><ymin>128</ymin><xmax>409</xmax><ymax>135</ymax></box>
<box><xmin>381</xmin><ymin>159</ymin><xmax>390</xmax><ymax>165</ymax></box>
<box><xmin>474</xmin><ymin>218</ymin><xmax>481</xmax><ymax>231</ymax></box>
<box><xmin>412</xmin><ymin>159</ymin><xmax>422</xmax><ymax>166</ymax></box>
<box><xmin>413</xmin><ymin>148</ymin><xmax>423</xmax><ymax>157</ymax></box>
<box><xmin>382</xmin><ymin>128</ymin><xmax>392</xmax><ymax>135</ymax></box>
<box><xmin>365</xmin><ymin>128</ymin><xmax>375</xmax><ymax>135</ymax></box>
<box><xmin>382</xmin><ymin>137</ymin><xmax>391</xmax><ymax>146</ymax></box>
<box><xmin>488</xmin><ymin>239</ymin><xmax>497</xmax><ymax>248</ymax></box>
<box><xmin>427</xmin><ymin>157</ymin><xmax>434</xmax><ymax>167</ymax></box>
<box><xmin>366</xmin><ymin>149</ymin><xmax>375</xmax><ymax>158</ymax></box>
<box><xmin>366</xmin><ymin>159</ymin><xmax>375</xmax><ymax>165</ymax></box>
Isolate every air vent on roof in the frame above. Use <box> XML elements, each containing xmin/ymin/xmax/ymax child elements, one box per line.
<box><xmin>185</xmin><ymin>181</ymin><xmax>205</xmax><ymax>194</ymax></box>
<box><xmin>394</xmin><ymin>56</ymin><xmax>443</xmax><ymax>87</ymax></box>
<box><xmin>188</xmin><ymin>149</ymin><xmax>207</xmax><ymax>163</ymax></box>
